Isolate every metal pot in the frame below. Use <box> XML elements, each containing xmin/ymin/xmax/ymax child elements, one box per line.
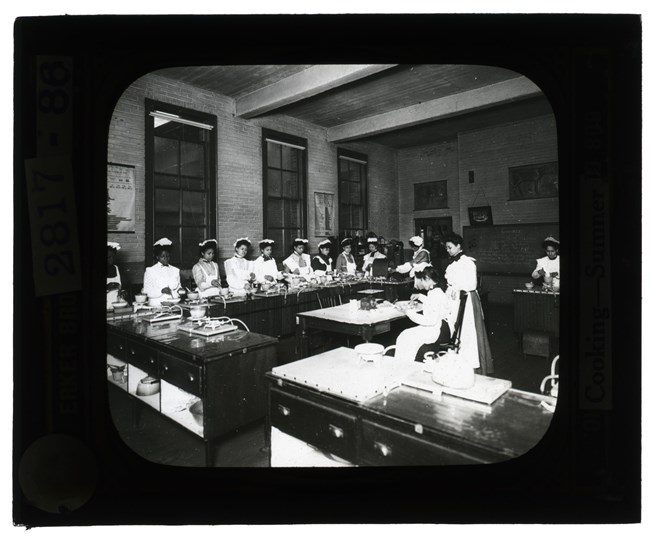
<box><xmin>136</xmin><ymin>376</ymin><xmax>160</xmax><ymax>396</ymax></box>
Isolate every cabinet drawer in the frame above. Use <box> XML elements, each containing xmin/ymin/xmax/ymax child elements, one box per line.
<box><xmin>158</xmin><ymin>352</ymin><xmax>202</xmax><ymax>397</ymax></box>
<box><xmin>270</xmin><ymin>389</ymin><xmax>356</xmax><ymax>463</ymax></box>
<box><xmin>107</xmin><ymin>333</ymin><xmax>126</xmax><ymax>359</ymax></box>
<box><xmin>360</xmin><ymin>421</ymin><xmax>483</xmax><ymax>466</ymax></box>
<box><xmin>125</xmin><ymin>340</ymin><xmax>157</xmax><ymax>375</ymax></box>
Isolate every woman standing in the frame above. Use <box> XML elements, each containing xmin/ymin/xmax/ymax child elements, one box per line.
<box><xmin>107</xmin><ymin>241</ymin><xmax>122</xmax><ymax>309</ymax></box>
<box><xmin>394</xmin><ymin>266</ymin><xmax>451</xmax><ymax>362</ymax></box>
<box><xmin>283</xmin><ymin>238</ymin><xmax>312</xmax><ymax>277</ymax></box>
<box><xmin>394</xmin><ymin>236</ymin><xmax>430</xmax><ymax>277</ymax></box>
<box><xmin>311</xmin><ymin>239</ymin><xmax>334</xmax><ymax>276</ymax></box>
<box><xmin>224</xmin><ymin>237</ymin><xmax>254</xmax><ymax>296</ymax></box>
<box><xmin>253</xmin><ymin>239</ymin><xmax>284</xmax><ymax>283</ymax></box>
<box><xmin>532</xmin><ymin>236</ymin><xmax>560</xmax><ymax>281</ymax></box>
<box><xmin>335</xmin><ymin>237</ymin><xmax>357</xmax><ymax>274</ymax></box>
<box><xmin>142</xmin><ymin>238</ymin><xmax>181</xmax><ymax>303</ymax></box>
<box><xmin>361</xmin><ymin>236</ymin><xmax>387</xmax><ymax>276</ymax></box>
<box><xmin>443</xmin><ymin>233</ymin><xmax>493</xmax><ymax>375</ymax></box>
<box><xmin>192</xmin><ymin>239</ymin><xmax>221</xmax><ymax>298</ymax></box>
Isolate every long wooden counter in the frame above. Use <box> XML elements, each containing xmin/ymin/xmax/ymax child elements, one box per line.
<box><xmin>107</xmin><ymin>317</ymin><xmax>278</xmax><ymax>466</ymax></box>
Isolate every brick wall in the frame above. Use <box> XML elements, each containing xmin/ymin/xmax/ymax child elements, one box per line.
<box><xmin>107</xmin><ymin>73</ymin><xmax>399</xmax><ymax>284</ymax></box>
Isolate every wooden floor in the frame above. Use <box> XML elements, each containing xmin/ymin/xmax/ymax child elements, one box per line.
<box><xmin>109</xmin><ymin>303</ymin><xmax>555</xmax><ymax>467</ymax></box>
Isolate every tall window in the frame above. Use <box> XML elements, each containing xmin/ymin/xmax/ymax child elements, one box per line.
<box><xmin>262</xmin><ymin>129</ymin><xmax>307</xmax><ymax>256</ymax></box>
<box><xmin>145</xmin><ymin>99</ymin><xmax>216</xmax><ymax>268</ymax></box>
<box><xmin>338</xmin><ymin>149</ymin><xmax>368</xmax><ymax>237</ymax></box>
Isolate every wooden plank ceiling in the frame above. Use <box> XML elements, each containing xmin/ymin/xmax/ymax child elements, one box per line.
<box><xmin>155</xmin><ymin>64</ymin><xmax>551</xmax><ymax>148</ymax></box>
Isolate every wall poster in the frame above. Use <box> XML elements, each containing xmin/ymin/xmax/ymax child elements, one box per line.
<box><xmin>314</xmin><ymin>192</ymin><xmax>335</xmax><ymax>236</ymax></box>
<box><xmin>107</xmin><ymin>163</ymin><xmax>135</xmax><ymax>233</ymax></box>
<box><xmin>414</xmin><ymin>180</ymin><xmax>448</xmax><ymax>210</ymax></box>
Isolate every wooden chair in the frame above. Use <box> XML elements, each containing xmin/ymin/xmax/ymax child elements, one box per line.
<box><xmin>317</xmin><ymin>291</ymin><xmax>342</xmax><ymax>309</ymax></box>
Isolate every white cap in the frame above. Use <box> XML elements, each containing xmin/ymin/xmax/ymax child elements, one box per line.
<box><xmin>233</xmin><ymin>237</ymin><xmax>251</xmax><ymax>248</ymax></box>
<box><xmin>409</xmin><ymin>236</ymin><xmax>423</xmax><ymax>247</ymax></box>
<box><xmin>107</xmin><ymin>241</ymin><xmax>121</xmax><ymax>250</ymax></box>
<box><xmin>153</xmin><ymin>237</ymin><xmax>172</xmax><ymax>247</ymax></box>
<box><xmin>199</xmin><ymin>238</ymin><xmax>217</xmax><ymax>247</ymax></box>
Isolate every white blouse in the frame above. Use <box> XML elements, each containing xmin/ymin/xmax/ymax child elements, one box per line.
<box><xmin>361</xmin><ymin>251</ymin><xmax>386</xmax><ymax>272</ymax></box>
<box><xmin>406</xmin><ymin>287</ymin><xmax>449</xmax><ymax>328</ymax></box>
<box><xmin>253</xmin><ymin>256</ymin><xmax>282</xmax><ymax>282</ymax></box>
<box><xmin>106</xmin><ymin>265</ymin><xmax>121</xmax><ymax>308</ymax></box>
<box><xmin>224</xmin><ymin>256</ymin><xmax>253</xmax><ymax>292</ymax></box>
<box><xmin>283</xmin><ymin>253</ymin><xmax>312</xmax><ymax>276</ymax></box>
<box><xmin>445</xmin><ymin>254</ymin><xmax>478</xmax><ymax>293</ymax></box>
<box><xmin>192</xmin><ymin>260</ymin><xmax>220</xmax><ymax>291</ymax></box>
<box><xmin>142</xmin><ymin>263</ymin><xmax>181</xmax><ymax>298</ymax></box>
<box><xmin>532</xmin><ymin>255</ymin><xmax>560</xmax><ymax>278</ymax></box>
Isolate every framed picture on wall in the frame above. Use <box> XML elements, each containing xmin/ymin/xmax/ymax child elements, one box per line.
<box><xmin>107</xmin><ymin>162</ymin><xmax>136</xmax><ymax>233</ymax></box>
<box><xmin>468</xmin><ymin>206</ymin><xmax>493</xmax><ymax>226</ymax></box>
<box><xmin>414</xmin><ymin>180</ymin><xmax>447</xmax><ymax>210</ymax></box>
<box><xmin>508</xmin><ymin>161</ymin><xmax>559</xmax><ymax>200</ymax></box>
<box><xmin>314</xmin><ymin>192</ymin><xmax>335</xmax><ymax>236</ymax></box>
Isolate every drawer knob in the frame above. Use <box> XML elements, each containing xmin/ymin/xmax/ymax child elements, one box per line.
<box><xmin>188</xmin><ymin>373</ymin><xmax>195</xmax><ymax>382</ymax></box>
<box><xmin>328</xmin><ymin>424</ymin><xmax>344</xmax><ymax>439</ymax></box>
<box><xmin>130</xmin><ymin>349</ymin><xmax>135</xmax><ymax>355</ymax></box>
<box><xmin>163</xmin><ymin>364</ymin><xmax>169</xmax><ymax>371</ymax></box>
<box><xmin>374</xmin><ymin>442</ymin><xmax>391</xmax><ymax>457</ymax></box>
<box><xmin>278</xmin><ymin>404</ymin><xmax>290</xmax><ymax>417</ymax></box>
<box><xmin>149</xmin><ymin>357</ymin><xmax>155</xmax><ymax>364</ymax></box>
<box><xmin>119</xmin><ymin>345</ymin><xmax>124</xmax><ymax>351</ymax></box>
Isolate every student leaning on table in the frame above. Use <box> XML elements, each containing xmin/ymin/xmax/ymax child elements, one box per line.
<box><xmin>532</xmin><ymin>236</ymin><xmax>560</xmax><ymax>281</ymax></box>
<box><xmin>224</xmin><ymin>237</ymin><xmax>254</xmax><ymax>296</ymax></box>
<box><xmin>253</xmin><ymin>238</ymin><xmax>285</xmax><ymax>283</ymax></box>
<box><xmin>335</xmin><ymin>237</ymin><xmax>357</xmax><ymax>274</ymax></box>
<box><xmin>392</xmin><ymin>236</ymin><xmax>430</xmax><ymax>277</ymax></box>
<box><xmin>361</xmin><ymin>236</ymin><xmax>386</xmax><ymax>276</ymax></box>
<box><xmin>283</xmin><ymin>238</ymin><xmax>312</xmax><ymax>277</ymax></box>
<box><xmin>394</xmin><ymin>265</ymin><xmax>452</xmax><ymax>362</ymax></box>
<box><xmin>442</xmin><ymin>232</ymin><xmax>493</xmax><ymax>375</ymax></box>
<box><xmin>142</xmin><ymin>238</ymin><xmax>181</xmax><ymax>304</ymax></box>
<box><xmin>191</xmin><ymin>238</ymin><xmax>221</xmax><ymax>298</ymax></box>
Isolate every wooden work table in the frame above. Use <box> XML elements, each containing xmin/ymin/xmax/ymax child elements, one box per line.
<box><xmin>107</xmin><ymin>316</ymin><xmax>278</xmax><ymax>466</ymax></box>
<box><xmin>266</xmin><ymin>347</ymin><xmax>555</xmax><ymax>466</ymax></box>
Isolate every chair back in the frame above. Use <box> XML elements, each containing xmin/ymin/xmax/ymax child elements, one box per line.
<box><xmin>317</xmin><ymin>291</ymin><xmax>342</xmax><ymax>309</ymax></box>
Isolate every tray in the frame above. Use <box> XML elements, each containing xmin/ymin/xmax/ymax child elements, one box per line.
<box><xmin>401</xmin><ymin>369</ymin><xmax>511</xmax><ymax>405</ymax></box>
<box><xmin>177</xmin><ymin>323</ymin><xmax>239</xmax><ymax>337</ymax></box>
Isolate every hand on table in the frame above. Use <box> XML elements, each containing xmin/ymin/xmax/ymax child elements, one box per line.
<box><xmin>161</xmin><ymin>287</ymin><xmax>172</xmax><ymax>295</ymax></box>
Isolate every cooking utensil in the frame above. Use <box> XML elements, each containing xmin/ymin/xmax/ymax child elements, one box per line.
<box><xmin>189</xmin><ymin>305</ymin><xmax>207</xmax><ymax>319</ymax></box>
<box><xmin>186</xmin><ymin>291</ymin><xmax>199</xmax><ymax>300</ymax></box>
<box><xmin>134</xmin><ymin>294</ymin><xmax>147</xmax><ymax>303</ymax></box>
<box><xmin>136</xmin><ymin>376</ymin><xmax>160</xmax><ymax>396</ymax></box>
<box><xmin>524</xmin><ymin>282</ymin><xmax>534</xmax><ymax>290</ymax></box>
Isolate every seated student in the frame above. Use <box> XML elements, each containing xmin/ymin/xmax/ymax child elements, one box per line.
<box><xmin>253</xmin><ymin>238</ymin><xmax>284</xmax><ymax>283</ymax></box>
<box><xmin>335</xmin><ymin>237</ymin><xmax>357</xmax><ymax>274</ymax></box>
<box><xmin>224</xmin><ymin>237</ymin><xmax>254</xmax><ymax>296</ymax></box>
<box><xmin>311</xmin><ymin>239</ymin><xmax>334</xmax><ymax>276</ymax></box>
<box><xmin>107</xmin><ymin>241</ymin><xmax>122</xmax><ymax>308</ymax></box>
<box><xmin>393</xmin><ymin>236</ymin><xmax>430</xmax><ymax>277</ymax></box>
<box><xmin>192</xmin><ymin>239</ymin><xmax>221</xmax><ymax>298</ymax></box>
<box><xmin>283</xmin><ymin>238</ymin><xmax>312</xmax><ymax>277</ymax></box>
<box><xmin>361</xmin><ymin>236</ymin><xmax>387</xmax><ymax>276</ymax></box>
<box><xmin>394</xmin><ymin>265</ymin><xmax>451</xmax><ymax>362</ymax></box>
<box><xmin>142</xmin><ymin>238</ymin><xmax>181</xmax><ymax>302</ymax></box>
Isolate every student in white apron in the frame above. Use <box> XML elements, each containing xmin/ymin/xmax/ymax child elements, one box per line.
<box><xmin>142</xmin><ymin>238</ymin><xmax>181</xmax><ymax>305</ymax></box>
<box><xmin>361</xmin><ymin>236</ymin><xmax>387</xmax><ymax>276</ymax></box>
<box><xmin>283</xmin><ymin>238</ymin><xmax>312</xmax><ymax>277</ymax></box>
<box><xmin>335</xmin><ymin>237</ymin><xmax>358</xmax><ymax>274</ymax></box>
<box><xmin>107</xmin><ymin>241</ymin><xmax>122</xmax><ymax>309</ymax></box>
<box><xmin>311</xmin><ymin>239</ymin><xmax>334</xmax><ymax>276</ymax></box>
<box><xmin>253</xmin><ymin>239</ymin><xmax>284</xmax><ymax>283</ymax></box>
<box><xmin>532</xmin><ymin>236</ymin><xmax>560</xmax><ymax>284</ymax></box>
<box><xmin>191</xmin><ymin>239</ymin><xmax>221</xmax><ymax>298</ymax></box>
<box><xmin>394</xmin><ymin>236</ymin><xmax>431</xmax><ymax>277</ymax></box>
<box><xmin>224</xmin><ymin>237</ymin><xmax>254</xmax><ymax>296</ymax></box>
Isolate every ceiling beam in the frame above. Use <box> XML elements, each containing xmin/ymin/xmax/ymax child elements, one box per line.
<box><xmin>327</xmin><ymin>76</ymin><xmax>543</xmax><ymax>143</ymax></box>
<box><xmin>235</xmin><ymin>64</ymin><xmax>398</xmax><ymax>119</ymax></box>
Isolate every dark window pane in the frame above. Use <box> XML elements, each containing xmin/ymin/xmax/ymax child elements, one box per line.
<box><xmin>267</xmin><ymin>198</ymin><xmax>283</xmax><ymax>227</ymax></box>
<box><xmin>348</xmin><ymin>182</ymin><xmax>361</xmax><ymax>204</ymax></box>
<box><xmin>267</xmin><ymin>142</ymin><xmax>281</xmax><ymax>168</ymax></box>
<box><xmin>182</xmin><ymin>191</ymin><xmax>206</xmax><ymax>227</ymax></box>
<box><xmin>154</xmin><ymin>173</ymin><xmax>179</xmax><ymax>188</ymax></box>
<box><xmin>266</xmin><ymin>228</ymin><xmax>284</xmax><ymax>258</ymax></box>
<box><xmin>339</xmin><ymin>159</ymin><xmax>349</xmax><ymax>181</ymax></box>
<box><xmin>180</xmin><ymin>141</ymin><xmax>205</xmax><ymax>178</ymax></box>
<box><xmin>348</xmin><ymin>163</ymin><xmax>361</xmax><ymax>182</ymax></box>
<box><xmin>351</xmin><ymin>206</ymin><xmax>362</xmax><ymax>229</ymax></box>
<box><xmin>340</xmin><ymin>180</ymin><xmax>349</xmax><ymax>202</ymax></box>
<box><xmin>284</xmin><ymin>200</ymin><xmax>300</xmax><ymax>228</ymax></box>
<box><xmin>283</xmin><ymin>172</ymin><xmax>298</xmax><ymax>199</ymax></box>
<box><xmin>180</xmin><ymin>177</ymin><xmax>205</xmax><ymax>192</ymax></box>
<box><xmin>155</xmin><ymin>188</ymin><xmax>179</xmax><ymax>226</ymax></box>
<box><xmin>340</xmin><ymin>204</ymin><xmax>350</xmax><ymax>229</ymax></box>
<box><xmin>181</xmin><ymin>226</ymin><xmax>206</xmax><ymax>267</ymax></box>
<box><xmin>180</xmin><ymin>123</ymin><xmax>208</xmax><ymax>144</ymax></box>
<box><xmin>268</xmin><ymin>169</ymin><xmax>282</xmax><ymax>197</ymax></box>
<box><xmin>282</xmin><ymin>145</ymin><xmax>299</xmax><ymax>171</ymax></box>
<box><xmin>154</xmin><ymin>137</ymin><xmax>179</xmax><ymax>174</ymax></box>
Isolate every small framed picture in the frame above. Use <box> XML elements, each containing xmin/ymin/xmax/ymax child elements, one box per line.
<box><xmin>468</xmin><ymin>206</ymin><xmax>493</xmax><ymax>226</ymax></box>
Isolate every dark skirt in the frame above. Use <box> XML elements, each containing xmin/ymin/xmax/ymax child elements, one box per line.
<box><xmin>414</xmin><ymin>320</ymin><xmax>452</xmax><ymax>362</ymax></box>
<box><xmin>467</xmin><ymin>290</ymin><xmax>494</xmax><ymax>374</ymax></box>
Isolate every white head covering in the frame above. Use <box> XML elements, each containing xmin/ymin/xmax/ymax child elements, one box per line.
<box><xmin>233</xmin><ymin>237</ymin><xmax>251</xmax><ymax>248</ymax></box>
<box><xmin>153</xmin><ymin>237</ymin><xmax>172</xmax><ymax>247</ymax></box>
<box><xmin>199</xmin><ymin>238</ymin><xmax>218</xmax><ymax>247</ymax></box>
<box><xmin>367</xmin><ymin>237</ymin><xmax>379</xmax><ymax>244</ymax></box>
<box><xmin>318</xmin><ymin>239</ymin><xmax>332</xmax><ymax>248</ymax></box>
<box><xmin>543</xmin><ymin>236</ymin><xmax>560</xmax><ymax>247</ymax></box>
<box><xmin>259</xmin><ymin>238</ymin><xmax>275</xmax><ymax>249</ymax></box>
<box><xmin>409</xmin><ymin>236</ymin><xmax>424</xmax><ymax>247</ymax></box>
<box><xmin>107</xmin><ymin>241</ymin><xmax>121</xmax><ymax>250</ymax></box>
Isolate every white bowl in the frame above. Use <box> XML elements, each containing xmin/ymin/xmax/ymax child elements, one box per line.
<box><xmin>112</xmin><ymin>301</ymin><xmax>129</xmax><ymax>308</ymax></box>
<box><xmin>161</xmin><ymin>297</ymin><xmax>181</xmax><ymax>305</ymax></box>
<box><xmin>355</xmin><ymin>342</ymin><xmax>385</xmax><ymax>362</ymax></box>
<box><xmin>187</xmin><ymin>292</ymin><xmax>199</xmax><ymax>300</ymax></box>
<box><xmin>524</xmin><ymin>282</ymin><xmax>534</xmax><ymax>290</ymax></box>
<box><xmin>134</xmin><ymin>294</ymin><xmax>147</xmax><ymax>303</ymax></box>
<box><xmin>189</xmin><ymin>306</ymin><xmax>207</xmax><ymax>319</ymax></box>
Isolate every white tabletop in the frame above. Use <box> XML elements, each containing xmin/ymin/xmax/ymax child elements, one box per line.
<box><xmin>297</xmin><ymin>301</ymin><xmax>407</xmax><ymax>325</ymax></box>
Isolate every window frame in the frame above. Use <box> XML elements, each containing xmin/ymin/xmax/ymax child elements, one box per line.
<box><xmin>337</xmin><ymin>148</ymin><xmax>368</xmax><ymax>236</ymax></box>
<box><xmin>262</xmin><ymin>128</ymin><xmax>308</xmax><ymax>254</ymax></box>
<box><xmin>144</xmin><ymin>98</ymin><xmax>217</xmax><ymax>267</ymax></box>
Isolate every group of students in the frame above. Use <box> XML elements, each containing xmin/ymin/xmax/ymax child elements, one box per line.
<box><xmin>107</xmin><ymin>231</ymin><xmax>503</xmax><ymax>374</ymax></box>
